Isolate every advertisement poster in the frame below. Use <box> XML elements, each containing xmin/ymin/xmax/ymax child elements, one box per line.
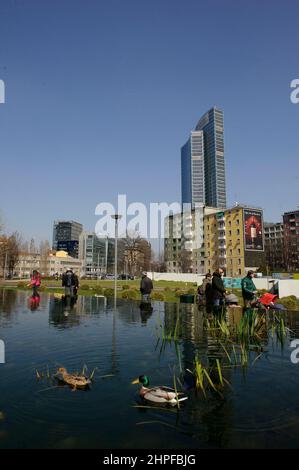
<box><xmin>223</xmin><ymin>278</ymin><xmax>242</xmax><ymax>289</ymax></box>
<box><xmin>244</xmin><ymin>209</ymin><xmax>264</xmax><ymax>251</ymax></box>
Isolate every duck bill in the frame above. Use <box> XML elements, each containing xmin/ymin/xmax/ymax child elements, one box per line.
<box><xmin>131</xmin><ymin>378</ymin><xmax>139</xmax><ymax>384</ymax></box>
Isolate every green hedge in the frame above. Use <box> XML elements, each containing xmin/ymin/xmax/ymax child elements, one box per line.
<box><xmin>121</xmin><ymin>289</ymin><xmax>139</xmax><ymax>300</ymax></box>
<box><xmin>80</xmin><ymin>284</ymin><xmax>90</xmax><ymax>291</ymax></box>
<box><xmin>151</xmin><ymin>292</ymin><xmax>165</xmax><ymax>301</ymax></box>
<box><xmin>104</xmin><ymin>288</ymin><xmax>114</xmax><ymax>297</ymax></box>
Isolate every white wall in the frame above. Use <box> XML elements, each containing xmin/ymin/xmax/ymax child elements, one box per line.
<box><xmin>148</xmin><ymin>272</ymin><xmax>205</xmax><ymax>285</ymax></box>
<box><xmin>148</xmin><ymin>272</ymin><xmax>299</xmax><ymax>298</ymax></box>
<box><xmin>278</xmin><ymin>280</ymin><xmax>299</xmax><ymax>299</ymax></box>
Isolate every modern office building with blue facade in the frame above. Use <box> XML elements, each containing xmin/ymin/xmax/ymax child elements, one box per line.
<box><xmin>181</xmin><ymin>107</ymin><xmax>226</xmax><ymax>209</ymax></box>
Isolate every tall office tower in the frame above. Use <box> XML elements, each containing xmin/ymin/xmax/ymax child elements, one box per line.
<box><xmin>52</xmin><ymin>220</ymin><xmax>83</xmax><ymax>258</ymax></box>
<box><xmin>283</xmin><ymin>209</ymin><xmax>299</xmax><ymax>271</ymax></box>
<box><xmin>181</xmin><ymin>130</ymin><xmax>205</xmax><ymax>207</ymax></box>
<box><xmin>195</xmin><ymin>107</ymin><xmax>226</xmax><ymax>208</ymax></box>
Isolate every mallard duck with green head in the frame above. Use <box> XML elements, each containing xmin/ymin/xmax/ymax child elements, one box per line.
<box><xmin>132</xmin><ymin>375</ymin><xmax>188</xmax><ymax>405</ymax></box>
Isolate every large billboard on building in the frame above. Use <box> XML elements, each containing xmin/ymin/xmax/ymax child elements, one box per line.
<box><xmin>243</xmin><ymin>209</ymin><xmax>264</xmax><ymax>251</ymax></box>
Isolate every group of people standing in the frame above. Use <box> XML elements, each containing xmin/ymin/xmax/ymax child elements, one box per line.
<box><xmin>198</xmin><ymin>268</ymin><xmax>258</xmax><ymax>312</ymax></box>
<box><xmin>28</xmin><ymin>268</ymin><xmax>80</xmax><ymax>299</ymax></box>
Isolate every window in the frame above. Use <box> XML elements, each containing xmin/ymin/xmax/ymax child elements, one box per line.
<box><xmin>236</xmin><ymin>229</ymin><xmax>240</xmax><ymax>235</ymax></box>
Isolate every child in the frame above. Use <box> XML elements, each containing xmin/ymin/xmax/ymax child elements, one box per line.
<box><xmin>28</xmin><ymin>270</ymin><xmax>41</xmax><ymax>297</ymax></box>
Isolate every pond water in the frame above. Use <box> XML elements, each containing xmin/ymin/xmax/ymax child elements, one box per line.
<box><xmin>0</xmin><ymin>289</ymin><xmax>299</xmax><ymax>449</ymax></box>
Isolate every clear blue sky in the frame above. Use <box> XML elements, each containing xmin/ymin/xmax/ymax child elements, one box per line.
<box><xmin>0</xmin><ymin>0</ymin><xmax>298</xmax><ymax>245</ymax></box>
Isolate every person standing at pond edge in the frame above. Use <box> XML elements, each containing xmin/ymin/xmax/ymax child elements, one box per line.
<box><xmin>28</xmin><ymin>270</ymin><xmax>41</xmax><ymax>297</ymax></box>
<box><xmin>140</xmin><ymin>272</ymin><xmax>153</xmax><ymax>302</ymax></box>
<box><xmin>197</xmin><ymin>273</ymin><xmax>212</xmax><ymax>311</ymax></box>
<box><xmin>211</xmin><ymin>268</ymin><xmax>226</xmax><ymax>310</ymax></box>
<box><xmin>62</xmin><ymin>269</ymin><xmax>76</xmax><ymax>297</ymax></box>
<box><xmin>241</xmin><ymin>270</ymin><xmax>257</xmax><ymax>308</ymax></box>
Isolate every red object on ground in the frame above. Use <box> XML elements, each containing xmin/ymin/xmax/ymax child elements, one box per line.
<box><xmin>258</xmin><ymin>293</ymin><xmax>278</xmax><ymax>306</ymax></box>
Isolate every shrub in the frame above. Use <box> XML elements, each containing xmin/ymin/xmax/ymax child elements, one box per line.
<box><xmin>17</xmin><ymin>282</ymin><xmax>27</xmax><ymax>288</ymax></box>
<box><xmin>121</xmin><ymin>289</ymin><xmax>139</xmax><ymax>300</ymax></box>
<box><xmin>174</xmin><ymin>289</ymin><xmax>186</xmax><ymax>297</ymax></box>
<box><xmin>80</xmin><ymin>284</ymin><xmax>90</xmax><ymax>291</ymax></box>
<box><xmin>38</xmin><ymin>285</ymin><xmax>46</xmax><ymax>292</ymax></box>
<box><xmin>163</xmin><ymin>286</ymin><xmax>171</xmax><ymax>291</ymax></box>
<box><xmin>174</xmin><ymin>287</ymin><xmax>183</xmax><ymax>292</ymax></box>
<box><xmin>104</xmin><ymin>288</ymin><xmax>114</xmax><ymax>297</ymax></box>
<box><xmin>122</xmin><ymin>284</ymin><xmax>130</xmax><ymax>290</ymax></box>
<box><xmin>151</xmin><ymin>292</ymin><xmax>165</xmax><ymax>301</ymax></box>
<box><xmin>279</xmin><ymin>296</ymin><xmax>299</xmax><ymax>310</ymax></box>
<box><xmin>94</xmin><ymin>286</ymin><xmax>104</xmax><ymax>295</ymax></box>
<box><xmin>187</xmin><ymin>288</ymin><xmax>196</xmax><ymax>294</ymax></box>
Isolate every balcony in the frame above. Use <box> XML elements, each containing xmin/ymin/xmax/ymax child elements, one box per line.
<box><xmin>219</xmin><ymin>244</ymin><xmax>226</xmax><ymax>250</ymax></box>
<box><xmin>218</xmin><ymin>233</ymin><xmax>226</xmax><ymax>240</ymax></box>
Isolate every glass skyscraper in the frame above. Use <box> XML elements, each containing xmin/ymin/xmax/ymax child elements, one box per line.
<box><xmin>181</xmin><ymin>107</ymin><xmax>226</xmax><ymax>208</ymax></box>
<box><xmin>181</xmin><ymin>130</ymin><xmax>205</xmax><ymax>206</ymax></box>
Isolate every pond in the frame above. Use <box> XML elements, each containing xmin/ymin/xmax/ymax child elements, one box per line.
<box><xmin>0</xmin><ymin>289</ymin><xmax>299</xmax><ymax>449</ymax></box>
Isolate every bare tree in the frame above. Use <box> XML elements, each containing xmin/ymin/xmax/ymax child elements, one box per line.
<box><xmin>178</xmin><ymin>249</ymin><xmax>192</xmax><ymax>273</ymax></box>
<box><xmin>0</xmin><ymin>232</ymin><xmax>22</xmax><ymax>277</ymax></box>
<box><xmin>120</xmin><ymin>232</ymin><xmax>152</xmax><ymax>276</ymax></box>
<box><xmin>40</xmin><ymin>240</ymin><xmax>51</xmax><ymax>275</ymax></box>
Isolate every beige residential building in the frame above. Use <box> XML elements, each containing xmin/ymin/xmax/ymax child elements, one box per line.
<box><xmin>14</xmin><ymin>251</ymin><xmax>82</xmax><ymax>278</ymax></box>
<box><xmin>204</xmin><ymin>205</ymin><xmax>265</xmax><ymax>277</ymax></box>
<box><xmin>164</xmin><ymin>205</ymin><xmax>218</xmax><ymax>273</ymax></box>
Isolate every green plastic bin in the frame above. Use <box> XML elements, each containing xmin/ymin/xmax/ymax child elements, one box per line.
<box><xmin>179</xmin><ymin>294</ymin><xmax>194</xmax><ymax>304</ymax></box>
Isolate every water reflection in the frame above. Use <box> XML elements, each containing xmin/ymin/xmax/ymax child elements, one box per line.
<box><xmin>0</xmin><ymin>290</ymin><xmax>299</xmax><ymax>448</ymax></box>
<box><xmin>139</xmin><ymin>302</ymin><xmax>153</xmax><ymax>325</ymax></box>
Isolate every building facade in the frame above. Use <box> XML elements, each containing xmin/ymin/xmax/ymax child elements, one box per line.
<box><xmin>283</xmin><ymin>210</ymin><xmax>299</xmax><ymax>271</ymax></box>
<box><xmin>264</xmin><ymin>222</ymin><xmax>285</xmax><ymax>271</ymax></box>
<box><xmin>204</xmin><ymin>205</ymin><xmax>265</xmax><ymax>277</ymax></box>
<box><xmin>52</xmin><ymin>220</ymin><xmax>83</xmax><ymax>258</ymax></box>
<box><xmin>195</xmin><ymin>107</ymin><xmax>226</xmax><ymax>208</ymax></box>
<box><xmin>79</xmin><ymin>232</ymin><xmax>114</xmax><ymax>277</ymax></box>
<box><xmin>164</xmin><ymin>205</ymin><xmax>218</xmax><ymax>274</ymax></box>
<box><xmin>14</xmin><ymin>250</ymin><xmax>82</xmax><ymax>278</ymax></box>
<box><xmin>181</xmin><ymin>130</ymin><xmax>205</xmax><ymax>206</ymax></box>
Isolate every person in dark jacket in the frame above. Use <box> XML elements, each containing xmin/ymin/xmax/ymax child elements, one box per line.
<box><xmin>211</xmin><ymin>268</ymin><xmax>226</xmax><ymax>311</ymax></box>
<box><xmin>241</xmin><ymin>270</ymin><xmax>257</xmax><ymax>308</ymax></box>
<box><xmin>197</xmin><ymin>273</ymin><xmax>212</xmax><ymax>311</ymax></box>
<box><xmin>62</xmin><ymin>269</ymin><xmax>76</xmax><ymax>297</ymax></box>
<box><xmin>140</xmin><ymin>272</ymin><xmax>153</xmax><ymax>302</ymax></box>
<box><xmin>73</xmin><ymin>271</ymin><xmax>80</xmax><ymax>296</ymax></box>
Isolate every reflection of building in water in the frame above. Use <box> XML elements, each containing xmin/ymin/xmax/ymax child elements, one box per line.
<box><xmin>48</xmin><ymin>295</ymin><xmax>80</xmax><ymax>328</ymax></box>
<box><xmin>116</xmin><ymin>299</ymin><xmax>146</xmax><ymax>325</ymax></box>
<box><xmin>48</xmin><ymin>294</ymin><xmax>109</xmax><ymax>327</ymax></box>
<box><xmin>163</xmin><ymin>303</ymin><xmax>207</xmax><ymax>372</ymax></box>
<box><xmin>0</xmin><ymin>289</ymin><xmax>18</xmax><ymax>320</ymax></box>
<box><xmin>164</xmin><ymin>303</ymin><xmax>235</xmax><ymax>447</ymax></box>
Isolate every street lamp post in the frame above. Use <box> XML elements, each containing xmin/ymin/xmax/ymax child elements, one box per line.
<box><xmin>111</xmin><ymin>214</ymin><xmax>122</xmax><ymax>301</ymax></box>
